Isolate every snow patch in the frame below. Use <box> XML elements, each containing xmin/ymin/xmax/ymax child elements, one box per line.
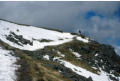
<box><xmin>0</xmin><ymin>47</ymin><xmax>19</xmax><ymax>81</ymax></box>
<box><xmin>70</xmin><ymin>49</ymin><xmax>81</xmax><ymax>58</ymax></box>
<box><xmin>72</xmin><ymin>52</ymin><xmax>81</xmax><ymax>58</ymax></box>
<box><xmin>95</xmin><ymin>53</ymin><xmax>98</xmax><ymax>56</ymax></box>
<box><xmin>57</xmin><ymin>51</ymin><xmax>65</xmax><ymax>57</ymax></box>
<box><xmin>43</xmin><ymin>55</ymin><xmax>50</xmax><ymax>60</ymax></box>
<box><xmin>76</xmin><ymin>37</ymin><xmax>89</xmax><ymax>43</ymax></box>
<box><xmin>53</xmin><ymin>57</ymin><xmax>120</xmax><ymax>81</ymax></box>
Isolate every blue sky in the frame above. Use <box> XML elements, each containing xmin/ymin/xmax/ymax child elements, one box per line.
<box><xmin>0</xmin><ymin>1</ymin><xmax>120</xmax><ymax>55</ymax></box>
<box><xmin>85</xmin><ymin>11</ymin><xmax>104</xmax><ymax>19</ymax></box>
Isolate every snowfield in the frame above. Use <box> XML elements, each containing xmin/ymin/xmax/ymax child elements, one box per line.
<box><xmin>0</xmin><ymin>47</ymin><xmax>19</xmax><ymax>81</ymax></box>
<box><xmin>53</xmin><ymin>57</ymin><xmax>120</xmax><ymax>81</ymax></box>
<box><xmin>0</xmin><ymin>20</ymin><xmax>89</xmax><ymax>51</ymax></box>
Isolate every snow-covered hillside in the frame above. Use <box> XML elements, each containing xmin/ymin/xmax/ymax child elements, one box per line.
<box><xmin>0</xmin><ymin>20</ymin><xmax>89</xmax><ymax>51</ymax></box>
<box><xmin>0</xmin><ymin>20</ymin><xmax>119</xmax><ymax>81</ymax></box>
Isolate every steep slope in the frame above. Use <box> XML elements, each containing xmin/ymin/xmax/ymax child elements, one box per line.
<box><xmin>0</xmin><ymin>20</ymin><xmax>120</xmax><ymax>81</ymax></box>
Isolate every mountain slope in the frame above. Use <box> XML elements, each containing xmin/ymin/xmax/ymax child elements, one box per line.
<box><xmin>0</xmin><ymin>20</ymin><xmax>89</xmax><ymax>51</ymax></box>
<box><xmin>0</xmin><ymin>20</ymin><xmax>120</xmax><ymax>81</ymax></box>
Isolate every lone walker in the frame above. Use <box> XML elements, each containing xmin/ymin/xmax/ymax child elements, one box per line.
<box><xmin>78</xmin><ymin>29</ymin><xmax>81</xmax><ymax>35</ymax></box>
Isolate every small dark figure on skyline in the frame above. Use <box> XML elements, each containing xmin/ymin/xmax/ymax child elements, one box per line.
<box><xmin>78</xmin><ymin>30</ymin><xmax>81</xmax><ymax>35</ymax></box>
